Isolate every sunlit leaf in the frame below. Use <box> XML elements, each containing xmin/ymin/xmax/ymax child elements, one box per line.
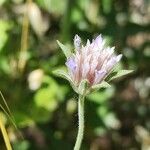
<box><xmin>13</xmin><ymin>140</ymin><xmax>30</xmax><ymax>150</ymax></box>
<box><xmin>88</xmin><ymin>87</ymin><xmax>115</xmax><ymax>104</ymax></box>
<box><xmin>34</xmin><ymin>87</ymin><xmax>57</xmax><ymax>111</ymax></box>
<box><xmin>33</xmin><ymin>76</ymin><xmax>60</xmax><ymax>122</ymax></box>
<box><xmin>0</xmin><ymin>0</ymin><xmax>6</xmax><ymax>6</ymax></box>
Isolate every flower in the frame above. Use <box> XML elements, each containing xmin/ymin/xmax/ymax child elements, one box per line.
<box><xmin>65</xmin><ymin>34</ymin><xmax>122</xmax><ymax>87</ymax></box>
<box><xmin>55</xmin><ymin>34</ymin><xmax>132</xmax><ymax>95</ymax></box>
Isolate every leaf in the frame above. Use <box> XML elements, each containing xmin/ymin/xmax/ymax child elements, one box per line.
<box><xmin>108</xmin><ymin>70</ymin><xmax>133</xmax><ymax>81</ymax></box>
<box><xmin>34</xmin><ymin>87</ymin><xmax>57</xmax><ymax>111</ymax></box>
<box><xmin>57</xmin><ymin>40</ymin><xmax>72</xmax><ymax>58</ymax></box>
<box><xmin>0</xmin><ymin>20</ymin><xmax>12</xmax><ymax>51</ymax></box>
<box><xmin>52</xmin><ymin>69</ymin><xmax>72</xmax><ymax>82</ymax></box>
<box><xmin>0</xmin><ymin>0</ymin><xmax>6</xmax><ymax>6</ymax></box>
<box><xmin>52</xmin><ymin>69</ymin><xmax>78</xmax><ymax>93</ymax></box>
<box><xmin>13</xmin><ymin>140</ymin><xmax>30</xmax><ymax>150</ymax></box>
<box><xmin>88</xmin><ymin>87</ymin><xmax>114</xmax><ymax>104</ymax></box>
<box><xmin>36</xmin><ymin>0</ymin><xmax>66</xmax><ymax>15</ymax></box>
<box><xmin>91</xmin><ymin>81</ymin><xmax>111</xmax><ymax>91</ymax></box>
<box><xmin>78</xmin><ymin>79</ymin><xmax>89</xmax><ymax>95</ymax></box>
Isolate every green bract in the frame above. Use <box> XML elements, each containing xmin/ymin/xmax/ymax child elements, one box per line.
<box><xmin>56</xmin><ymin>40</ymin><xmax>72</xmax><ymax>58</ymax></box>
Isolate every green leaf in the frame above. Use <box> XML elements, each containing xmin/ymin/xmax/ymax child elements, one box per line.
<box><xmin>52</xmin><ymin>69</ymin><xmax>72</xmax><ymax>82</ymax></box>
<box><xmin>0</xmin><ymin>20</ymin><xmax>13</xmax><ymax>51</ymax></box>
<box><xmin>57</xmin><ymin>40</ymin><xmax>72</xmax><ymax>58</ymax></box>
<box><xmin>34</xmin><ymin>87</ymin><xmax>57</xmax><ymax>111</ymax></box>
<box><xmin>108</xmin><ymin>70</ymin><xmax>133</xmax><ymax>81</ymax></box>
<box><xmin>91</xmin><ymin>81</ymin><xmax>111</xmax><ymax>91</ymax></box>
<box><xmin>52</xmin><ymin>68</ymin><xmax>78</xmax><ymax>93</ymax></box>
<box><xmin>102</xmin><ymin>0</ymin><xmax>112</xmax><ymax>14</ymax></box>
<box><xmin>88</xmin><ymin>88</ymin><xmax>115</xmax><ymax>104</ymax></box>
<box><xmin>78</xmin><ymin>79</ymin><xmax>89</xmax><ymax>95</ymax></box>
<box><xmin>13</xmin><ymin>111</ymin><xmax>34</xmax><ymax>127</ymax></box>
<box><xmin>13</xmin><ymin>140</ymin><xmax>30</xmax><ymax>150</ymax></box>
<box><xmin>36</xmin><ymin>0</ymin><xmax>66</xmax><ymax>14</ymax></box>
<box><xmin>0</xmin><ymin>0</ymin><xmax>6</xmax><ymax>6</ymax></box>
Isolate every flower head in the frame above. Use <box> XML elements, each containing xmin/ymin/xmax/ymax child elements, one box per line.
<box><xmin>66</xmin><ymin>34</ymin><xmax>122</xmax><ymax>87</ymax></box>
<box><xmin>55</xmin><ymin>34</ymin><xmax>133</xmax><ymax>95</ymax></box>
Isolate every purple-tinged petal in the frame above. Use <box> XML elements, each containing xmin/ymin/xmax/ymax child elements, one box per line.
<box><xmin>92</xmin><ymin>34</ymin><xmax>105</xmax><ymax>51</ymax></box>
<box><xmin>105</xmin><ymin>57</ymin><xmax>117</xmax><ymax>72</ymax></box>
<box><xmin>105</xmin><ymin>54</ymin><xmax>122</xmax><ymax>72</ymax></box>
<box><xmin>95</xmin><ymin>34</ymin><xmax>103</xmax><ymax>45</ymax></box>
<box><xmin>66</xmin><ymin>58</ymin><xmax>77</xmax><ymax>72</ymax></box>
<box><xmin>94</xmin><ymin>69</ymin><xmax>107</xmax><ymax>84</ymax></box>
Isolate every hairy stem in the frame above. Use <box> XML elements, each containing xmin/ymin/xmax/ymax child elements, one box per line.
<box><xmin>74</xmin><ymin>95</ymin><xmax>85</xmax><ymax>150</ymax></box>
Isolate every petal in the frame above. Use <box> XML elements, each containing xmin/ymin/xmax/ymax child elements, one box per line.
<box><xmin>95</xmin><ymin>34</ymin><xmax>103</xmax><ymax>45</ymax></box>
<box><xmin>92</xmin><ymin>34</ymin><xmax>105</xmax><ymax>51</ymax></box>
<box><xmin>86</xmin><ymin>39</ymin><xmax>90</xmax><ymax>47</ymax></box>
<box><xmin>82</xmin><ymin>62</ymin><xmax>90</xmax><ymax>78</ymax></box>
<box><xmin>105</xmin><ymin>54</ymin><xmax>121</xmax><ymax>72</ymax></box>
<box><xmin>105</xmin><ymin>57</ymin><xmax>117</xmax><ymax>72</ymax></box>
<box><xmin>74</xmin><ymin>34</ymin><xmax>81</xmax><ymax>51</ymax></box>
<box><xmin>116</xmin><ymin>54</ymin><xmax>122</xmax><ymax>62</ymax></box>
<box><xmin>105</xmin><ymin>47</ymin><xmax>115</xmax><ymax>56</ymax></box>
<box><xmin>93</xmin><ymin>69</ymin><xmax>107</xmax><ymax>84</ymax></box>
<box><xmin>90</xmin><ymin>58</ymin><xmax>98</xmax><ymax>74</ymax></box>
<box><xmin>66</xmin><ymin>57</ymin><xmax>77</xmax><ymax>72</ymax></box>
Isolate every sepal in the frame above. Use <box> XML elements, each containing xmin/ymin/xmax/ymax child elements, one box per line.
<box><xmin>106</xmin><ymin>70</ymin><xmax>133</xmax><ymax>81</ymax></box>
<box><xmin>52</xmin><ymin>68</ymin><xmax>71</xmax><ymax>82</ymax></box>
<box><xmin>52</xmin><ymin>68</ymin><xmax>78</xmax><ymax>93</ymax></box>
<box><xmin>57</xmin><ymin>40</ymin><xmax>72</xmax><ymax>58</ymax></box>
<box><xmin>78</xmin><ymin>79</ymin><xmax>89</xmax><ymax>95</ymax></box>
<box><xmin>91</xmin><ymin>81</ymin><xmax>111</xmax><ymax>92</ymax></box>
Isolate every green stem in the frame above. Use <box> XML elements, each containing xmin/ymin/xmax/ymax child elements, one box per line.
<box><xmin>74</xmin><ymin>95</ymin><xmax>85</xmax><ymax>150</ymax></box>
<box><xmin>0</xmin><ymin>114</ymin><xmax>12</xmax><ymax>150</ymax></box>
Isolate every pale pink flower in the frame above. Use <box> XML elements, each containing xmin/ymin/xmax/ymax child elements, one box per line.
<box><xmin>66</xmin><ymin>34</ymin><xmax>122</xmax><ymax>86</ymax></box>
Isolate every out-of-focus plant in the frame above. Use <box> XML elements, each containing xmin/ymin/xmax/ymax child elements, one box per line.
<box><xmin>0</xmin><ymin>113</ymin><xmax>12</xmax><ymax>150</ymax></box>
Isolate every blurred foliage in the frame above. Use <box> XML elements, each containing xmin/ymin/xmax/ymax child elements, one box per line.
<box><xmin>0</xmin><ymin>0</ymin><xmax>149</xmax><ymax>149</ymax></box>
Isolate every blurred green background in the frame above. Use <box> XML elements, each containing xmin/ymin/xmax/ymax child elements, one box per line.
<box><xmin>0</xmin><ymin>0</ymin><xmax>149</xmax><ymax>149</ymax></box>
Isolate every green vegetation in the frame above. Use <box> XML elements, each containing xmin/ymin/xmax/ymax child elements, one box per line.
<box><xmin>0</xmin><ymin>0</ymin><xmax>149</xmax><ymax>149</ymax></box>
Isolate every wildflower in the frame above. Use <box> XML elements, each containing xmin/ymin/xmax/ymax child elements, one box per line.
<box><xmin>55</xmin><ymin>34</ymin><xmax>133</xmax><ymax>95</ymax></box>
<box><xmin>55</xmin><ymin>34</ymin><xmax>133</xmax><ymax>150</ymax></box>
<box><xmin>66</xmin><ymin>34</ymin><xmax>122</xmax><ymax>86</ymax></box>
